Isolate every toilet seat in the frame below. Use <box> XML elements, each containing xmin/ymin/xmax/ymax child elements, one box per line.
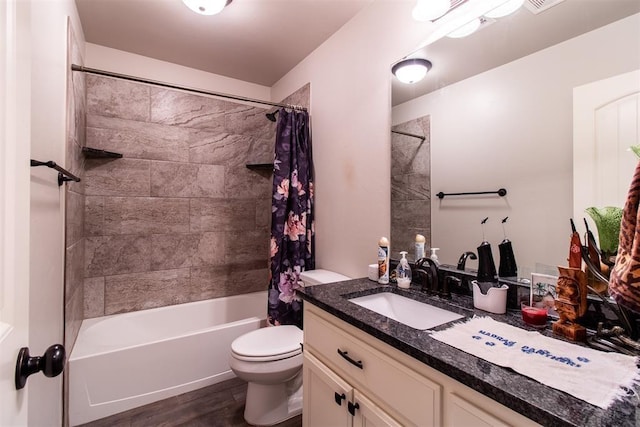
<box><xmin>231</xmin><ymin>325</ymin><xmax>303</xmax><ymax>362</ymax></box>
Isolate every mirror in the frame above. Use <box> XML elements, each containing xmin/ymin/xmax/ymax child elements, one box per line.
<box><xmin>390</xmin><ymin>0</ymin><xmax>640</xmax><ymax>276</ymax></box>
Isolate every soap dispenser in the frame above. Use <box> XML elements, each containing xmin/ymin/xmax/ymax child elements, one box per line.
<box><xmin>396</xmin><ymin>251</ymin><xmax>412</xmax><ymax>289</ymax></box>
<box><xmin>498</xmin><ymin>217</ymin><xmax>518</xmax><ymax>278</ymax></box>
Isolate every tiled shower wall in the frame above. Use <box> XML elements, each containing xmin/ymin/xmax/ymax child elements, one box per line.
<box><xmin>65</xmin><ymin>23</ymin><xmax>86</xmax><ymax>351</ymax></box>
<box><xmin>390</xmin><ymin>116</ymin><xmax>431</xmax><ymax>260</ymax></box>
<box><xmin>82</xmin><ymin>75</ymin><xmax>310</xmax><ymax>317</ymax></box>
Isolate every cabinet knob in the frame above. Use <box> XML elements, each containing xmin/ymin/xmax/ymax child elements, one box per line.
<box><xmin>334</xmin><ymin>392</ymin><xmax>346</xmax><ymax>406</ymax></box>
<box><xmin>348</xmin><ymin>401</ymin><xmax>360</xmax><ymax>416</ymax></box>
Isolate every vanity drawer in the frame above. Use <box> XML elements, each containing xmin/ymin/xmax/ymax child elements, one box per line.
<box><xmin>304</xmin><ymin>307</ymin><xmax>441</xmax><ymax>426</ymax></box>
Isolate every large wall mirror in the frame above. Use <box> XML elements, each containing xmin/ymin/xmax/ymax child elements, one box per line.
<box><xmin>390</xmin><ymin>0</ymin><xmax>640</xmax><ymax>277</ymax></box>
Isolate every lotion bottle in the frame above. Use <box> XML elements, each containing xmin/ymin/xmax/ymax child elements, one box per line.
<box><xmin>378</xmin><ymin>237</ymin><xmax>390</xmax><ymax>284</ymax></box>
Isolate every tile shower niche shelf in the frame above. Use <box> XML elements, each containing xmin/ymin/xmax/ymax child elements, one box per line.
<box><xmin>82</xmin><ymin>147</ymin><xmax>123</xmax><ymax>159</ymax></box>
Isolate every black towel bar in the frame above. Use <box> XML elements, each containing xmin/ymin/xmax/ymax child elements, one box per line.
<box><xmin>30</xmin><ymin>159</ymin><xmax>81</xmax><ymax>186</ymax></box>
<box><xmin>436</xmin><ymin>188</ymin><xmax>507</xmax><ymax>199</ymax></box>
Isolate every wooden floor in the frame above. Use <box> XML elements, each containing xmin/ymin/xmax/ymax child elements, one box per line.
<box><xmin>79</xmin><ymin>377</ymin><xmax>302</xmax><ymax>427</ymax></box>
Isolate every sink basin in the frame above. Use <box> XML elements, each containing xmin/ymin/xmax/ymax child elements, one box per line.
<box><xmin>349</xmin><ymin>292</ymin><xmax>464</xmax><ymax>330</ymax></box>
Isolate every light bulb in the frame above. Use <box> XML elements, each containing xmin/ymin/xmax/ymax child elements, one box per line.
<box><xmin>484</xmin><ymin>0</ymin><xmax>524</xmax><ymax>18</ymax></box>
<box><xmin>392</xmin><ymin>59</ymin><xmax>432</xmax><ymax>84</ymax></box>
<box><xmin>182</xmin><ymin>0</ymin><xmax>229</xmax><ymax>16</ymax></box>
<box><xmin>412</xmin><ymin>0</ymin><xmax>451</xmax><ymax>22</ymax></box>
<box><xmin>447</xmin><ymin>18</ymin><xmax>481</xmax><ymax>38</ymax></box>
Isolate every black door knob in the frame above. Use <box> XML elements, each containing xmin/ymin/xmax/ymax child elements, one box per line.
<box><xmin>15</xmin><ymin>344</ymin><xmax>65</xmax><ymax>390</ymax></box>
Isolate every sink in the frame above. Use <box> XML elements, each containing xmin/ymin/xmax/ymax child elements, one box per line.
<box><xmin>348</xmin><ymin>292</ymin><xmax>464</xmax><ymax>330</ymax></box>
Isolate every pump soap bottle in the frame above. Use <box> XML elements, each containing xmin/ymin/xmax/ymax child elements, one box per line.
<box><xmin>396</xmin><ymin>251</ymin><xmax>412</xmax><ymax>288</ymax></box>
<box><xmin>378</xmin><ymin>237</ymin><xmax>390</xmax><ymax>284</ymax></box>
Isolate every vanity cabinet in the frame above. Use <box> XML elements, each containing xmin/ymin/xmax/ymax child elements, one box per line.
<box><xmin>303</xmin><ymin>303</ymin><xmax>540</xmax><ymax>427</ymax></box>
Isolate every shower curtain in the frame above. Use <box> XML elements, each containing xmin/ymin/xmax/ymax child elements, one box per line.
<box><xmin>268</xmin><ymin>108</ymin><xmax>314</xmax><ymax>327</ymax></box>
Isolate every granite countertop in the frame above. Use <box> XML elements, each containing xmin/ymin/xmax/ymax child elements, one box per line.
<box><xmin>297</xmin><ymin>277</ymin><xmax>640</xmax><ymax>427</ymax></box>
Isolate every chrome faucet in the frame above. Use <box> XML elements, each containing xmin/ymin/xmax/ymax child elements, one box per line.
<box><xmin>415</xmin><ymin>257</ymin><xmax>439</xmax><ymax>294</ymax></box>
<box><xmin>457</xmin><ymin>251</ymin><xmax>477</xmax><ymax>271</ymax></box>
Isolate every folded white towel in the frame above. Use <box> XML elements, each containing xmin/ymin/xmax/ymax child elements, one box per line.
<box><xmin>431</xmin><ymin>317</ymin><xmax>639</xmax><ymax>409</ymax></box>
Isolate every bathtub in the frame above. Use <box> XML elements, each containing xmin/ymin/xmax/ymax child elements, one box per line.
<box><xmin>68</xmin><ymin>291</ymin><xmax>266</xmax><ymax>426</ymax></box>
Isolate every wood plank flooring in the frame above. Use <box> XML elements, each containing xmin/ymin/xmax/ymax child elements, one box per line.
<box><xmin>78</xmin><ymin>377</ymin><xmax>302</xmax><ymax>427</ymax></box>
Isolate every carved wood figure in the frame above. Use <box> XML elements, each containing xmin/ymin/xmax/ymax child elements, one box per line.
<box><xmin>553</xmin><ymin>266</ymin><xmax>588</xmax><ymax>341</ymax></box>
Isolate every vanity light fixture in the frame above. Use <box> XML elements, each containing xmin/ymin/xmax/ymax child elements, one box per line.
<box><xmin>392</xmin><ymin>58</ymin><xmax>433</xmax><ymax>84</ymax></box>
<box><xmin>484</xmin><ymin>0</ymin><xmax>524</xmax><ymax>18</ymax></box>
<box><xmin>412</xmin><ymin>0</ymin><xmax>451</xmax><ymax>22</ymax></box>
<box><xmin>182</xmin><ymin>0</ymin><xmax>232</xmax><ymax>16</ymax></box>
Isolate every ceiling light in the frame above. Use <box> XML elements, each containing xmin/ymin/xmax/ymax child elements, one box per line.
<box><xmin>182</xmin><ymin>0</ymin><xmax>232</xmax><ymax>16</ymax></box>
<box><xmin>412</xmin><ymin>0</ymin><xmax>451</xmax><ymax>22</ymax></box>
<box><xmin>392</xmin><ymin>58</ymin><xmax>433</xmax><ymax>84</ymax></box>
<box><xmin>446</xmin><ymin>17</ymin><xmax>481</xmax><ymax>38</ymax></box>
<box><xmin>484</xmin><ymin>0</ymin><xmax>524</xmax><ymax>18</ymax></box>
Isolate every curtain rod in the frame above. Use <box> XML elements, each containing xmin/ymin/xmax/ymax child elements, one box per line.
<box><xmin>391</xmin><ymin>130</ymin><xmax>426</xmax><ymax>141</ymax></box>
<box><xmin>71</xmin><ymin>64</ymin><xmax>307</xmax><ymax>112</ymax></box>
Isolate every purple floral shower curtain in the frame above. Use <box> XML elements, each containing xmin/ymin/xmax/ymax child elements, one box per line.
<box><xmin>267</xmin><ymin>109</ymin><xmax>314</xmax><ymax>327</ymax></box>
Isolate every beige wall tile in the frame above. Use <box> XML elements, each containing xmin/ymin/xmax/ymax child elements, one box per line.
<box><xmin>150</xmin><ymin>232</ymin><xmax>225</xmax><ymax>270</ymax></box>
<box><xmin>225</xmin><ymin>105</ymin><xmax>276</xmax><ymax>140</ymax></box>
<box><xmin>84</xmin><ymin>277</ymin><xmax>105</xmax><ymax>319</ymax></box>
<box><xmin>105</xmin><ymin>269</ymin><xmax>191</xmax><ymax>314</ymax></box>
<box><xmin>150</xmin><ymin>161</ymin><xmax>225</xmax><ymax>198</ymax></box>
<box><xmin>189</xmin><ymin>198</ymin><xmax>256</xmax><ymax>232</ymax></box>
<box><xmin>87</xmin><ymin>74</ymin><xmax>150</xmax><ymax>121</ymax></box>
<box><xmin>85</xmin><ymin>196</ymin><xmax>104</xmax><ymax>236</ymax></box>
<box><xmin>103</xmin><ymin>197</ymin><xmax>190</xmax><ymax>235</ymax></box>
<box><xmin>225</xmin><ymin>167</ymin><xmax>272</xmax><ymax>199</ymax></box>
<box><xmin>85</xmin><ymin>235</ymin><xmax>152</xmax><ymax>277</ymax></box>
<box><xmin>85</xmin><ymin>158</ymin><xmax>151</xmax><ymax>196</ymax></box>
<box><xmin>87</xmin><ymin>114</ymin><xmax>190</xmax><ymax>162</ymax></box>
<box><xmin>150</xmin><ymin>88</ymin><xmax>230</xmax><ymax>131</ymax></box>
<box><xmin>66</xmin><ymin>190</ymin><xmax>85</xmax><ymax>246</ymax></box>
<box><xmin>225</xmin><ymin>229</ymin><xmax>270</xmax><ymax>264</ymax></box>
<box><xmin>188</xmin><ymin>131</ymin><xmax>251</xmax><ymax>167</ymax></box>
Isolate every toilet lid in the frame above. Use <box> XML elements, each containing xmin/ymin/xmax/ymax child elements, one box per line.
<box><xmin>232</xmin><ymin>325</ymin><xmax>303</xmax><ymax>360</ymax></box>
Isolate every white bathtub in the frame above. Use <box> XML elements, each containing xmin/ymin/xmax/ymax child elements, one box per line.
<box><xmin>68</xmin><ymin>291</ymin><xmax>266</xmax><ymax>426</ymax></box>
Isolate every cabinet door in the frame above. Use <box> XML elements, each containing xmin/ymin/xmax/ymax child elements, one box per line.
<box><xmin>303</xmin><ymin>352</ymin><xmax>353</xmax><ymax>427</ymax></box>
<box><xmin>352</xmin><ymin>390</ymin><xmax>402</xmax><ymax>427</ymax></box>
<box><xmin>447</xmin><ymin>393</ymin><xmax>510</xmax><ymax>427</ymax></box>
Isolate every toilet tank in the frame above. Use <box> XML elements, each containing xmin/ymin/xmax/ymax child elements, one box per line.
<box><xmin>299</xmin><ymin>269</ymin><xmax>350</xmax><ymax>287</ymax></box>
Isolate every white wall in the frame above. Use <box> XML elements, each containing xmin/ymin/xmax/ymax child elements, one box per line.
<box><xmin>392</xmin><ymin>14</ymin><xmax>640</xmax><ymax>274</ymax></box>
<box><xmin>85</xmin><ymin>43</ymin><xmax>271</xmax><ymax>101</ymax></box>
<box><xmin>29</xmin><ymin>0</ymin><xmax>85</xmax><ymax>424</ymax></box>
<box><xmin>271</xmin><ymin>1</ymin><xmax>434</xmax><ymax>278</ymax></box>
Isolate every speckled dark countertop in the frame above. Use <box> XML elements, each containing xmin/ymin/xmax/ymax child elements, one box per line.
<box><xmin>297</xmin><ymin>278</ymin><xmax>640</xmax><ymax>427</ymax></box>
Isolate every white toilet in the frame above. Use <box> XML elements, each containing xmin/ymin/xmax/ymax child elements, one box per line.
<box><xmin>229</xmin><ymin>269</ymin><xmax>350</xmax><ymax>426</ymax></box>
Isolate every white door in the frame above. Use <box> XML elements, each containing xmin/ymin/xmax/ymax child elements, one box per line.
<box><xmin>0</xmin><ymin>0</ymin><xmax>32</xmax><ymax>424</ymax></box>
<box><xmin>573</xmin><ymin>69</ymin><xmax>640</xmax><ymax>225</ymax></box>
<box><xmin>303</xmin><ymin>352</ymin><xmax>353</xmax><ymax>427</ymax></box>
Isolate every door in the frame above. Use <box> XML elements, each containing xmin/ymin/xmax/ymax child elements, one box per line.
<box><xmin>573</xmin><ymin>69</ymin><xmax>640</xmax><ymax>225</ymax></box>
<box><xmin>303</xmin><ymin>352</ymin><xmax>353</xmax><ymax>427</ymax></box>
<box><xmin>352</xmin><ymin>391</ymin><xmax>401</xmax><ymax>427</ymax></box>
<box><xmin>0</xmin><ymin>0</ymin><xmax>31</xmax><ymax>424</ymax></box>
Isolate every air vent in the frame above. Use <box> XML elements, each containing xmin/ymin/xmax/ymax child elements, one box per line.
<box><xmin>524</xmin><ymin>0</ymin><xmax>566</xmax><ymax>14</ymax></box>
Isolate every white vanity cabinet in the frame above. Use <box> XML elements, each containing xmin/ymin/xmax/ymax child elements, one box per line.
<box><xmin>303</xmin><ymin>303</ymin><xmax>540</xmax><ymax>427</ymax></box>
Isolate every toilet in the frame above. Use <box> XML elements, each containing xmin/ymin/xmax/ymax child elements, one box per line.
<box><xmin>229</xmin><ymin>269</ymin><xmax>350</xmax><ymax>425</ymax></box>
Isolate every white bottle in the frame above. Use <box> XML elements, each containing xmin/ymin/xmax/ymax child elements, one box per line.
<box><xmin>415</xmin><ymin>234</ymin><xmax>426</xmax><ymax>260</ymax></box>
<box><xmin>378</xmin><ymin>237</ymin><xmax>390</xmax><ymax>284</ymax></box>
<box><xmin>396</xmin><ymin>251</ymin><xmax>412</xmax><ymax>289</ymax></box>
<box><xmin>430</xmin><ymin>247</ymin><xmax>440</xmax><ymax>266</ymax></box>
